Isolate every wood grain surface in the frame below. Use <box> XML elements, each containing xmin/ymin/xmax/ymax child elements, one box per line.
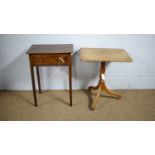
<box><xmin>80</xmin><ymin>48</ymin><xmax>133</xmax><ymax>62</ymax></box>
<box><xmin>27</xmin><ymin>44</ymin><xmax>73</xmax><ymax>54</ymax></box>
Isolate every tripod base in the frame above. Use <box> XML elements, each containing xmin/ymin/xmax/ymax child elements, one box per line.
<box><xmin>89</xmin><ymin>62</ymin><xmax>121</xmax><ymax>110</ymax></box>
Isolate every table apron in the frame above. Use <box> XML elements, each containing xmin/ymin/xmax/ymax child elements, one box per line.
<box><xmin>30</xmin><ymin>54</ymin><xmax>71</xmax><ymax>65</ymax></box>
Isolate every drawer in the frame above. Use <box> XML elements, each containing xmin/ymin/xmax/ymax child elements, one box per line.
<box><xmin>30</xmin><ymin>54</ymin><xmax>71</xmax><ymax>65</ymax></box>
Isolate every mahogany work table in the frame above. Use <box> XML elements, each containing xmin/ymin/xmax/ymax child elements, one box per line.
<box><xmin>27</xmin><ymin>44</ymin><xmax>73</xmax><ymax>107</ymax></box>
<box><xmin>80</xmin><ymin>48</ymin><xmax>133</xmax><ymax>110</ymax></box>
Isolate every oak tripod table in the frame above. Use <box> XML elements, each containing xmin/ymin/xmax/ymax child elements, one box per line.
<box><xmin>80</xmin><ymin>48</ymin><xmax>133</xmax><ymax>110</ymax></box>
<box><xmin>27</xmin><ymin>44</ymin><xmax>73</xmax><ymax>107</ymax></box>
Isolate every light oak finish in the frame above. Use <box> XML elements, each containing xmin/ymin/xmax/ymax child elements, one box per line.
<box><xmin>27</xmin><ymin>44</ymin><xmax>73</xmax><ymax>107</ymax></box>
<box><xmin>89</xmin><ymin>62</ymin><xmax>121</xmax><ymax>110</ymax></box>
<box><xmin>80</xmin><ymin>48</ymin><xmax>133</xmax><ymax>110</ymax></box>
<box><xmin>80</xmin><ymin>48</ymin><xmax>133</xmax><ymax>62</ymax></box>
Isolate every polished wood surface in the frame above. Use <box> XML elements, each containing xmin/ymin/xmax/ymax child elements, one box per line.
<box><xmin>36</xmin><ymin>66</ymin><xmax>41</xmax><ymax>94</ymax></box>
<box><xmin>28</xmin><ymin>44</ymin><xmax>73</xmax><ymax>54</ymax></box>
<box><xmin>30</xmin><ymin>54</ymin><xmax>71</xmax><ymax>65</ymax></box>
<box><xmin>29</xmin><ymin>55</ymin><xmax>37</xmax><ymax>107</ymax></box>
<box><xmin>80</xmin><ymin>48</ymin><xmax>133</xmax><ymax>62</ymax></box>
<box><xmin>27</xmin><ymin>44</ymin><xmax>73</xmax><ymax>107</ymax></box>
<box><xmin>69</xmin><ymin>54</ymin><xmax>72</xmax><ymax>106</ymax></box>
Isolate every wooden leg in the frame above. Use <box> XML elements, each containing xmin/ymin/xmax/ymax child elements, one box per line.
<box><xmin>91</xmin><ymin>87</ymin><xmax>101</xmax><ymax>110</ymax></box>
<box><xmin>102</xmin><ymin>82</ymin><xmax>121</xmax><ymax>99</ymax></box>
<box><xmin>89</xmin><ymin>61</ymin><xmax>121</xmax><ymax>110</ymax></box>
<box><xmin>69</xmin><ymin>61</ymin><xmax>72</xmax><ymax>106</ymax></box>
<box><xmin>30</xmin><ymin>65</ymin><xmax>37</xmax><ymax>107</ymax></box>
<box><xmin>36</xmin><ymin>66</ymin><xmax>42</xmax><ymax>94</ymax></box>
<box><xmin>88</xmin><ymin>84</ymin><xmax>99</xmax><ymax>91</ymax></box>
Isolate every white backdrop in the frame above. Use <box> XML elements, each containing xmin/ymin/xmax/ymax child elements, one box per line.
<box><xmin>0</xmin><ymin>34</ymin><xmax>155</xmax><ymax>90</ymax></box>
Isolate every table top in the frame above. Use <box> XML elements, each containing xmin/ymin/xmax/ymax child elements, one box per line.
<box><xmin>80</xmin><ymin>48</ymin><xmax>133</xmax><ymax>62</ymax></box>
<box><xmin>27</xmin><ymin>44</ymin><xmax>73</xmax><ymax>54</ymax></box>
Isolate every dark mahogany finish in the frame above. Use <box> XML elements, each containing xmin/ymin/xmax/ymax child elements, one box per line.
<box><xmin>27</xmin><ymin>44</ymin><xmax>73</xmax><ymax>107</ymax></box>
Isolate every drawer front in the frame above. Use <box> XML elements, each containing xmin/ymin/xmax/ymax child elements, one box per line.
<box><xmin>30</xmin><ymin>54</ymin><xmax>71</xmax><ymax>65</ymax></box>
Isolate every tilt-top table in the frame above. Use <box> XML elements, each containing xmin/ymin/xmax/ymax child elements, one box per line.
<box><xmin>27</xmin><ymin>44</ymin><xmax>73</xmax><ymax>107</ymax></box>
<box><xmin>80</xmin><ymin>48</ymin><xmax>133</xmax><ymax>110</ymax></box>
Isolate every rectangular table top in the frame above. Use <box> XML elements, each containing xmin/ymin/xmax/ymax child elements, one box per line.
<box><xmin>27</xmin><ymin>44</ymin><xmax>73</xmax><ymax>54</ymax></box>
<box><xmin>80</xmin><ymin>48</ymin><xmax>133</xmax><ymax>62</ymax></box>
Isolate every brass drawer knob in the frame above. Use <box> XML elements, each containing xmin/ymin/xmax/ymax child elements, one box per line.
<box><xmin>58</xmin><ymin>57</ymin><xmax>65</xmax><ymax>64</ymax></box>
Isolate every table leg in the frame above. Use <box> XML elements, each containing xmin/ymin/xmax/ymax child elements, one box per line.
<box><xmin>89</xmin><ymin>61</ymin><xmax>121</xmax><ymax>110</ymax></box>
<box><xmin>88</xmin><ymin>84</ymin><xmax>99</xmax><ymax>91</ymax></box>
<box><xmin>69</xmin><ymin>57</ymin><xmax>72</xmax><ymax>106</ymax></box>
<box><xmin>102</xmin><ymin>82</ymin><xmax>121</xmax><ymax>99</ymax></box>
<box><xmin>91</xmin><ymin>87</ymin><xmax>101</xmax><ymax>110</ymax></box>
<box><xmin>36</xmin><ymin>66</ymin><xmax>42</xmax><ymax>94</ymax></box>
<box><xmin>30</xmin><ymin>65</ymin><xmax>37</xmax><ymax>107</ymax></box>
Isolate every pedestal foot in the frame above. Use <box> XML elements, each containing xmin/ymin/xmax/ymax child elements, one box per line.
<box><xmin>102</xmin><ymin>84</ymin><xmax>121</xmax><ymax>99</ymax></box>
<box><xmin>90</xmin><ymin>87</ymin><xmax>101</xmax><ymax>110</ymax></box>
<box><xmin>88</xmin><ymin>85</ymin><xmax>99</xmax><ymax>91</ymax></box>
<box><xmin>89</xmin><ymin>61</ymin><xmax>122</xmax><ymax>110</ymax></box>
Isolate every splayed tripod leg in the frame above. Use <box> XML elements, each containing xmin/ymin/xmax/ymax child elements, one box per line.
<box><xmin>89</xmin><ymin>62</ymin><xmax>121</xmax><ymax>110</ymax></box>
